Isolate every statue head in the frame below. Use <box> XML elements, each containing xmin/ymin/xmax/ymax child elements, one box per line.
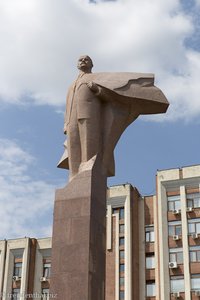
<box><xmin>77</xmin><ymin>55</ymin><xmax>93</xmax><ymax>72</ymax></box>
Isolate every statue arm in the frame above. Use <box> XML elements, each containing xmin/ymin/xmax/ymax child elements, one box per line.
<box><xmin>87</xmin><ymin>81</ymin><xmax>111</xmax><ymax>102</ymax></box>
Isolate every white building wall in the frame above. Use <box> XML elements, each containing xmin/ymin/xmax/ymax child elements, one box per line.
<box><xmin>107</xmin><ymin>184</ymin><xmax>132</xmax><ymax>300</ymax></box>
<box><xmin>33</xmin><ymin>237</ymin><xmax>52</xmax><ymax>295</ymax></box>
<box><xmin>157</xmin><ymin>165</ymin><xmax>200</xmax><ymax>300</ymax></box>
<box><xmin>2</xmin><ymin>238</ymin><xmax>30</xmax><ymax>300</ymax></box>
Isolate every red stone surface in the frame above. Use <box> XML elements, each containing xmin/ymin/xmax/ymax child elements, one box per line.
<box><xmin>50</xmin><ymin>163</ymin><xmax>107</xmax><ymax>300</ymax></box>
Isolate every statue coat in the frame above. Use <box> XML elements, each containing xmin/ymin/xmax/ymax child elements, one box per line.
<box><xmin>59</xmin><ymin>72</ymin><xmax>169</xmax><ymax>176</ymax></box>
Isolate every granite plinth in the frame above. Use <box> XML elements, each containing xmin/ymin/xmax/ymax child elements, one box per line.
<box><xmin>50</xmin><ymin>160</ymin><xmax>107</xmax><ymax>300</ymax></box>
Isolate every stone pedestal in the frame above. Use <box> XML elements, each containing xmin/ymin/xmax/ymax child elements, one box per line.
<box><xmin>50</xmin><ymin>159</ymin><xmax>107</xmax><ymax>300</ymax></box>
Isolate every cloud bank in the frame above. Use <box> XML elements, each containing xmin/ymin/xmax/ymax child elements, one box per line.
<box><xmin>0</xmin><ymin>0</ymin><xmax>199</xmax><ymax>121</ymax></box>
<box><xmin>0</xmin><ymin>139</ymin><xmax>54</xmax><ymax>239</ymax></box>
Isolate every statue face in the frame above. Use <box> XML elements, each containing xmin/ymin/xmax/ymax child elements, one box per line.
<box><xmin>77</xmin><ymin>55</ymin><xmax>93</xmax><ymax>72</ymax></box>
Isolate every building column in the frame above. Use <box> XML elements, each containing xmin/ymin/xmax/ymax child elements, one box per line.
<box><xmin>107</xmin><ymin>205</ymin><xmax>112</xmax><ymax>251</ymax></box>
<box><xmin>124</xmin><ymin>191</ymin><xmax>132</xmax><ymax>300</ymax></box>
<box><xmin>180</xmin><ymin>185</ymin><xmax>191</xmax><ymax>300</ymax></box>
<box><xmin>114</xmin><ymin>212</ymin><xmax>120</xmax><ymax>300</ymax></box>
<box><xmin>157</xmin><ymin>179</ymin><xmax>170</xmax><ymax>300</ymax></box>
<box><xmin>138</xmin><ymin>197</ymin><xmax>145</xmax><ymax>300</ymax></box>
<box><xmin>3</xmin><ymin>238</ymin><xmax>30</xmax><ymax>300</ymax></box>
<box><xmin>20</xmin><ymin>238</ymin><xmax>30</xmax><ymax>300</ymax></box>
<box><xmin>154</xmin><ymin>195</ymin><xmax>160</xmax><ymax>300</ymax></box>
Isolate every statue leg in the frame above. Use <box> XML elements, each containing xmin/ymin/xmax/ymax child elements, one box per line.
<box><xmin>78</xmin><ymin>113</ymin><xmax>101</xmax><ymax>164</ymax></box>
<box><xmin>76</xmin><ymin>86</ymin><xmax>101</xmax><ymax>171</ymax></box>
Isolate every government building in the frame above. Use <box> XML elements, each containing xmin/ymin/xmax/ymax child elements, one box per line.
<box><xmin>0</xmin><ymin>164</ymin><xmax>200</xmax><ymax>300</ymax></box>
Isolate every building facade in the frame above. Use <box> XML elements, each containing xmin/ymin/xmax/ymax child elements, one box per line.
<box><xmin>0</xmin><ymin>238</ymin><xmax>51</xmax><ymax>300</ymax></box>
<box><xmin>0</xmin><ymin>164</ymin><xmax>200</xmax><ymax>299</ymax></box>
<box><xmin>155</xmin><ymin>165</ymin><xmax>200</xmax><ymax>300</ymax></box>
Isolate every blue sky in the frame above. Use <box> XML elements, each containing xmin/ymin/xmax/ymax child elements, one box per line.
<box><xmin>0</xmin><ymin>0</ymin><xmax>200</xmax><ymax>239</ymax></box>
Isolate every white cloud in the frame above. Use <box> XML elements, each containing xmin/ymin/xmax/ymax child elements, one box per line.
<box><xmin>195</xmin><ymin>0</ymin><xmax>200</xmax><ymax>6</ymax></box>
<box><xmin>0</xmin><ymin>0</ymin><xmax>199</xmax><ymax>121</ymax></box>
<box><xmin>0</xmin><ymin>139</ymin><xmax>55</xmax><ymax>239</ymax></box>
<box><xmin>157</xmin><ymin>50</ymin><xmax>200</xmax><ymax>121</ymax></box>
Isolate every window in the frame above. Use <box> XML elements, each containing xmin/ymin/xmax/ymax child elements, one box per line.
<box><xmin>169</xmin><ymin>248</ymin><xmax>183</xmax><ymax>264</ymax></box>
<box><xmin>119</xmin><ymin>224</ymin><xmax>124</xmax><ymax>233</ymax></box>
<box><xmin>43</xmin><ymin>262</ymin><xmax>51</xmax><ymax>278</ymax></box>
<box><xmin>119</xmin><ymin>208</ymin><xmax>124</xmax><ymax>219</ymax></box>
<box><xmin>11</xmin><ymin>289</ymin><xmax>20</xmax><ymax>300</ymax></box>
<box><xmin>120</xmin><ymin>250</ymin><xmax>124</xmax><ymax>259</ymax></box>
<box><xmin>120</xmin><ymin>277</ymin><xmax>124</xmax><ymax>286</ymax></box>
<box><xmin>146</xmin><ymin>282</ymin><xmax>156</xmax><ymax>297</ymax></box>
<box><xmin>188</xmin><ymin>218</ymin><xmax>200</xmax><ymax>234</ymax></box>
<box><xmin>13</xmin><ymin>262</ymin><xmax>22</xmax><ymax>277</ymax></box>
<box><xmin>119</xmin><ymin>264</ymin><xmax>124</xmax><ymax>272</ymax></box>
<box><xmin>167</xmin><ymin>195</ymin><xmax>181</xmax><ymax>211</ymax></box>
<box><xmin>189</xmin><ymin>246</ymin><xmax>200</xmax><ymax>262</ymax></box>
<box><xmin>113</xmin><ymin>208</ymin><xmax>118</xmax><ymax>214</ymax></box>
<box><xmin>191</xmin><ymin>274</ymin><xmax>200</xmax><ymax>290</ymax></box>
<box><xmin>168</xmin><ymin>221</ymin><xmax>182</xmax><ymax>236</ymax></box>
<box><xmin>119</xmin><ymin>291</ymin><xmax>124</xmax><ymax>299</ymax></box>
<box><xmin>119</xmin><ymin>237</ymin><xmax>124</xmax><ymax>246</ymax></box>
<box><xmin>146</xmin><ymin>256</ymin><xmax>155</xmax><ymax>269</ymax></box>
<box><xmin>42</xmin><ymin>289</ymin><xmax>49</xmax><ymax>300</ymax></box>
<box><xmin>170</xmin><ymin>276</ymin><xmax>184</xmax><ymax>293</ymax></box>
<box><xmin>145</xmin><ymin>226</ymin><xmax>155</xmax><ymax>242</ymax></box>
<box><xmin>112</xmin><ymin>207</ymin><xmax>124</xmax><ymax>219</ymax></box>
<box><xmin>187</xmin><ymin>193</ymin><xmax>200</xmax><ymax>208</ymax></box>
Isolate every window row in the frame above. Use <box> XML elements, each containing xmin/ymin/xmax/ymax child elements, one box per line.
<box><xmin>13</xmin><ymin>261</ymin><xmax>51</xmax><ymax>278</ymax></box>
<box><xmin>146</xmin><ymin>275</ymin><xmax>200</xmax><ymax>295</ymax></box>
<box><xmin>170</xmin><ymin>274</ymin><xmax>200</xmax><ymax>293</ymax></box>
<box><xmin>167</xmin><ymin>193</ymin><xmax>200</xmax><ymax>211</ymax></box>
<box><xmin>169</xmin><ymin>246</ymin><xmax>200</xmax><ymax>264</ymax></box>
<box><xmin>168</xmin><ymin>218</ymin><xmax>200</xmax><ymax>236</ymax></box>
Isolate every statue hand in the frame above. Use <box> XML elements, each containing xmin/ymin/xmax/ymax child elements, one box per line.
<box><xmin>87</xmin><ymin>81</ymin><xmax>99</xmax><ymax>94</ymax></box>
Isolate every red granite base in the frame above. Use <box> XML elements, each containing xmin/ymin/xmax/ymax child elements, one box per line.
<box><xmin>50</xmin><ymin>162</ymin><xmax>107</xmax><ymax>300</ymax></box>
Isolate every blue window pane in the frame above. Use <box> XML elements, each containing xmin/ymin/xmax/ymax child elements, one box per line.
<box><xmin>120</xmin><ymin>264</ymin><xmax>124</xmax><ymax>272</ymax></box>
<box><xmin>119</xmin><ymin>238</ymin><xmax>124</xmax><ymax>245</ymax></box>
<box><xmin>119</xmin><ymin>224</ymin><xmax>124</xmax><ymax>233</ymax></box>
<box><xmin>119</xmin><ymin>208</ymin><xmax>124</xmax><ymax>219</ymax></box>
<box><xmin>120</xmin><ymin>250</ymin><xmax>124</xmax><ymax>259</ymax></box>
<box><xmin>120</xmin><ymin>277</ymin><xmax>124</xmax><ymax>286</ymax></box>
<box><xmin>120</xmin><ymin>291</ymin><xmax>124</xmax><ymax>299</ymax></box>
<box><xmin>146</xmin><ymin>283</ymin><xmax>156</xmax><ymax>296</ymax></box>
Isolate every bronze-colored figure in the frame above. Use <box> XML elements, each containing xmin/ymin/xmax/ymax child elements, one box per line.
<box><xmin>58</xmin><ymin>55</ymin><xmax>169</xmax><ymax>180</ymax></box>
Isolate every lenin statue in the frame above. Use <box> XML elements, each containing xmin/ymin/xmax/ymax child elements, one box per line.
<box><xmin>58</xmin><ymin>55</ymin><xmax>169</xmax><ymax>181</ymax></box>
